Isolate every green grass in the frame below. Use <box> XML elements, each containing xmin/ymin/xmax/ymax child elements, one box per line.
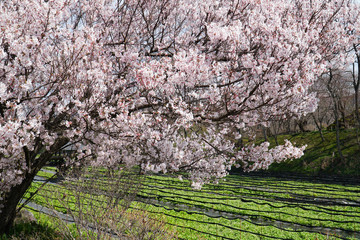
<box><xmin>0</xmin><ymin>219</ymin><xmax>63</xmax><ymax>240</ymax></box>
<box><xmin>14</xmin><ymin>167</ymin><xmax>360</xmax><ymax>240</ymax></box>
<box><xmin>36</xmin><ymin>170</ymin><xmax>57</xmax><ymax>179</ymax></box>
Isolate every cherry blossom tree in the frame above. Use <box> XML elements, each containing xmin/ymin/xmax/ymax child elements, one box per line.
<box><xmin>0</xmin><ymin>0</ymin><xmax>359</xmax><ymax>233</ymax></box>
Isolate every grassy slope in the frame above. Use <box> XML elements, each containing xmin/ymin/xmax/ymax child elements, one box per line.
<box><xmin>263</xmin><ymin>129</ymin><xmax>360</xmax><ymax>176</ymax></box>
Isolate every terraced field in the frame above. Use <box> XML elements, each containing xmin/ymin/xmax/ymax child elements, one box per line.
<box><xmin>25</xmin><ymin>168</ymin><xmax>360</xmax><ymax>239</ymax></box>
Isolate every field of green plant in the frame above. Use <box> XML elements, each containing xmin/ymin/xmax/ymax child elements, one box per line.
<box><xmin>14</xmin><ymin>166</ymin><xmax>360</xmax><ymax>240</ymax></box>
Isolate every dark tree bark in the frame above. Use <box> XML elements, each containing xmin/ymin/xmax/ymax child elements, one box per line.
<box><xmin>296</xmin><ymin>118</ymin><xmax>307</xmax><ymax>133</ymax></box>
<box><xmin>0</xmin><ymin>138</ymin><xmax>68</xmax><ymax>234</ymax></box>
<box><xmin>0</xmin><ymin>172</ymin><xmax>38</xmax><ymax>233</ymax></box>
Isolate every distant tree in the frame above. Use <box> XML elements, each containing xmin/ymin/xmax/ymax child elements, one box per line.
<box><xmin>324</xmin><ymin>69</ymin><xmax>349</xmax><ymax>162</ymax></box>
<box><xmin>0</xmin><ymin>0</ymin><xmax>359</xmax><ymax>233</ymax></box>
<box><xmin>311</xmin><ymin>75</ymin><xmax>335</xmax><ymax>141</ymax></box>
<box><xmin>310</xmin><ymin>100</ymin><xmax>333</xmax><ymax>141</ymax></box>
<box><xmin>352</xmin><ymin>44</ymin><xmax>360</xmax><ymax>144</ymax></box>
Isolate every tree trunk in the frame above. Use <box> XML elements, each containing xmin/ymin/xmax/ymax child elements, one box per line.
<box><xmin>355</xmin><ymin>90</ymin><xmax>360</xmax><ymax>146</ymax></box>
<box><xmin>0</xmin><ymin>138</ymin><xmax>68</xmax><ymax>234</ymax></box>
<box><xmin>311</xmin><ymin>113</ymin><xmax>325</xmax><ymax>142</ymax></box>
<box><xmin>297</xmin><ymin>119</ymin><xmax>307</xmax><ymax>132</ymax></box>
<box><xmin>0</xmin><ymin>172</ymin><xmax>37</xmax><ymax>234</ymax></box>
<box><xmin>354</xmin><ymin>83</ymin><xmax>360</xmax><ymax>146</ymax></box>
<box><xmin>338</xmin><ymin>101</ymin><xmax>346</xmax><ymax>128</ymax></box>
<box><xmin>355</xmin><ymin>90</ymin><xmax>359</xmax><ymax>126</ymax></box>
<box><xmin>319</xmin><ymin>128</ymin><xmax>325</xmax><ymax>142</ymax></box>
<box><xmin>334</xmin><ymin>107</ymin><xmax>345</xmax><ymax>163</ymax></box>
<box><xmin>262</xmin><ymin>126</ymin><xmax>268</xmax><ymax>142</ymax></box>
<box><xmin>274</xmin><ymin>134</ymin><xmax>279</xmax><ymax>146</ymax></box>
<box><xmin>327</xmin><ymin>69</ymin><xmax>345</xmax><ymax>163</ymax></box>
<box><xmin>286</xmin><ymin>120</ymin><xmax>291</xmax><ymax>134</ymax></box>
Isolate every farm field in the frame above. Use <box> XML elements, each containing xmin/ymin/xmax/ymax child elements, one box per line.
<box><xmin>21</xmin><ymin>168</ymin><xmax>360</xmax><ymax>240</ymax></box>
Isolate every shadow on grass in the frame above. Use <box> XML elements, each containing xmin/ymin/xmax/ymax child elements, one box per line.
<box><xmin>0</xmin><ymin>220</ymin><xmax>63</xmax><ymax>240</ymax></box>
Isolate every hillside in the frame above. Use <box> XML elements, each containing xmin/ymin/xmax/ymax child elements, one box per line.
<box><xmin>260</xmin><ymin>129</ymin><xmax>360</xmax><ymax>176</ymax></box>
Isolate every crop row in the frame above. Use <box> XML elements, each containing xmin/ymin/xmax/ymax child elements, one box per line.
<box><xmin>24</xmin><ymin>168</ymin><xmax>360</xmax><ymax>239</ymax></box>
